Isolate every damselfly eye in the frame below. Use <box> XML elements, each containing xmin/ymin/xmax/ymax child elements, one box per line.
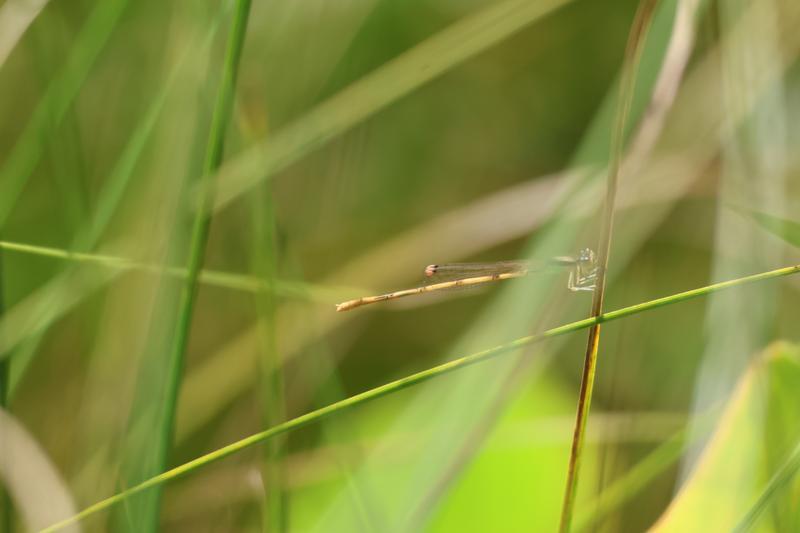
<box><xmin>425</xmin><ymin>265</ymin><xmax>439</xmax><ymax>277</ymax></box>
<box><xmin>579</xmin><ymin>248</ymin><xmax>596</xmax><ymax>263</ymax></box>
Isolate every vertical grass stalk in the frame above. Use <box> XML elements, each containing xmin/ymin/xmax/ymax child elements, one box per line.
<box><xmin>559</xmin><ymin>1</ymin><xmax>660</xmax><ymax>531</ymax></box>
<box><xmin>0</xmin><ymin>250</ymin><xmax>11</xmax><ymax>533</ymax></box>
<box><xmin>151</xmin><ymin>0</ymin><xmax>253</xmax><ymax>527</ymax></box>
<box><xmin>251</xmin><ymin>185</ymin><xmax>288</xmax><ymax>531</ymax></box>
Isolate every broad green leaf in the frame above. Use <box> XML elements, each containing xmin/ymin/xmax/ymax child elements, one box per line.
<box><xmin>653</xmin><ymin>342</ymin><xmax>800</xmax><ymax>532</ymax></box>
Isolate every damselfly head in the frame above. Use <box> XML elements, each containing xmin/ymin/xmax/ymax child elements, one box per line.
<box><xmin>424</xmin><ymin>264</ymin><xmax>439</xmax><ymax>277</ymax></box>
<box><xmin>577</xmin><ymin>248</ymin><xmax>596</xmax><ymax>266</ymax></box>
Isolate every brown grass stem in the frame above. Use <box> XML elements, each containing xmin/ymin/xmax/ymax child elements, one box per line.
<box><xmin>559</xmin><ymin>1</ymin><xmax>661</xmax><ymax>531</ymax></box>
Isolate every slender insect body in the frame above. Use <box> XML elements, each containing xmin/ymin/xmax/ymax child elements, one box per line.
<box><xmin>336</xmin><ymin>248</ymin><xmax>598</xmax><ymax>312</ymax></box>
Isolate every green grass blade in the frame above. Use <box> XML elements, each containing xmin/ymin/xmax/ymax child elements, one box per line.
<box><xmin>574</xmin><ymin>430</ymin><xmax>688</xmax><ymax>531</ymax></box>
<box><xmin>0</xmin><ymin>252</ymin><xmax>10</xmax><ymax>533</ymax></box>
<box><xmin>30</xmin><ymin>24</ymin><xmax>90</xmax><ymax>231</ymax></box>
<box><xmin>574</xmin><ymin>410</ymin><xmax>718</xmax><ymax>532</ymax></box>
<box><xmin>1</xmin><ymin>0</ymin><xmax>130</xmax><ymax>413</ymax></box>
<box><xmin>731</xmin><ymin>206</ymin><xmax>800</xmax><ymax>249</ymax></box>
<box><xmin>208</xmin><ymin>0</ymin><xmax>573</xmax><ymax>212</ymax></box>
<box><xmin>679</xmin><ymin>0</ymin><xmax>793</xmax><ymax>494</ymax></box>
<box><xmin>77</xmin><ymin>65</ymin><xmax>174</xmax><ymax>250</ymax></box>
<box><xmin>4</xmin><ymin>17</ymin><xmax>226</xmax><ymax>395</ymax></box>
<box><xmin>732</xmin><ymin>440</ymin><xmax>800</xmax><ymax>533</ymax></box>
<box><xmin>560</xmin><ymin>2</ymin><xmax>661</xmax><ymax>530</ymax></box>
<box><xmin>173</xmin><ymin>0</ymin><xmax>711</xmax><ymax>451</ymax></box>
<box><xmin>130</xmin><ymin>1</ymin><xmax>254</xmax><ymax>530</ymax></box>
<box><xmin>239</xmin><ymin>82</ymin><xmax>288</xmax><ymax>530</ymax></box>
<box><xmin>653</xmin><ymin>342</ymin><xmax>800</xmax><ymax>531</ymax></box>
<box><xmin>39</xmin><ymin>263</ymin><xmax>800</xmax><ymax>533</ymax></box>
<box><xmin>0</xmin><ymin>240</ymin><xmax>342</xmax><ymax>301</ymax></box>
<box><xmin>0</xmin><ymin>0</ymin><xmax>129</xmax><ymax>229</ymax></box>
<box><xmin>251</xmin><ymin>184</ymin><xmax>288</xmax><ymax>532</ymax></box>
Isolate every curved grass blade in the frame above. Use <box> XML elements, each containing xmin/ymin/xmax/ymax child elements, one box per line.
<box><xmin>0</xmin><ymin>407</ymin><xmax>78</xmax><ymax>531</ymax></box>
<box><xmin>39</xmin><ymin>263</ymin><xmax>800</xmax><ymax>533</ymax></box>
<box><xmin>0</xmin><ymin>0</ymin><xmax>52</xmax><ymax>68</ymax></box>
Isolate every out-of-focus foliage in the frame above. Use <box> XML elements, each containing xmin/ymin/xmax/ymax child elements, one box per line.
<box><xmin>0</xmin><ymin>0</ymin><xmax>799</xmax><ymax>531</ymax></box>
<box><xmin>654</xmin><ymin>342</ymin><xmax>800</xmax><ymax>532</ymax></box>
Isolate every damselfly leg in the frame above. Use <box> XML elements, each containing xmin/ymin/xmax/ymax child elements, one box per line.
<box><xmin>567</xmin><ymin>248</ymin><xmax>598</xmax><ymax>292</ymax></box>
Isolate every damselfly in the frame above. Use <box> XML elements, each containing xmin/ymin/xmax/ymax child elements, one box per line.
<box><xmin>335</xmin><ymin>248</ymin><xmax>597</xmax><ymax>312</ymax></box>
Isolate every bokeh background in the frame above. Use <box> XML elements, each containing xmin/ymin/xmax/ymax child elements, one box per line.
<box><xmin>1</xmin><ymin>0</ymin><xmax>800</xmax><ymax>531</ymax></box>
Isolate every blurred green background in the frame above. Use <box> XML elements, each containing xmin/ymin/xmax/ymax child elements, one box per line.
<box><xmin>1</xmin><ymin>0</ymin><xmax>799</xmax><ymax>531</ymax></box>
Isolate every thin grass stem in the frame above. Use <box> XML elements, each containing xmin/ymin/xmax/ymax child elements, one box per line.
<box><xmin>251</xmin><ymin>174</ymin><xmax>288</xmax><ymax>531</ymax></box>
<box><xmin>147</xmin><ymin>0</ymin><xmax>253</xmax><ymax>528</ymax></box>
<box><xmin>732</xmin><ymin>439</ymin><xmax>800</xmax><ymax>533</ymax></box>
<box><xmin>39</xmin><ymin>262</ymin><xmax>800</xmax><ymax>533</ymax></box>
<box><xmin>0</xmin><ymin>249</ymin><xmax>11</xmax><ymax>533</ymax></box>
<box><xmin>559</xmin><ymin>2</ymin><xmax>660</xmax><ymax>530</ymax></box>
<box><xmin>0</xmin><ymin>239</ymin><xmax>336</xmax><ymax>300</ymax></box>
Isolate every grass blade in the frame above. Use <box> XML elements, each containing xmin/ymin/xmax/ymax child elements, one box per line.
<box><xmin>208</xmin><ymin>0</ymin><xmax>573</xmax><ymax>212</ymax></box>
<box><xmin>731</xmin><ymin>206</ymin><xmax>800</xmax><ymax>249</ymax></box>
<box><xmin>560</xmin><ymin>2</ymin><xmax>661</xmax><ymax>530</ymax></box>
<box><xmin>0</xmin><ymin>251</ymin><xmax>9</xmax><ymax>533</ymax></box>
<box><xmin>3</xmin><ymin>14</ymin><xmax>228</xmax><ymax>395</ymax></box>
<box><xmin>39</xmin><ymin>262</ymin><xmax>800</xmax><ymax>533</ymax></box>
<box><xmin>406</xmin><ymin>1</ymin><xmax>701</xmax><ymax>526</ymax></box>
<box><xmin>0</xmin><ymin>240</ymin><xmax>341</xmax><ymax>301</ymax></box>
<box><xmin>732</xmin><ymin>440</ymin><xmax>800</xmax><ymax>533</ymax></box>
<box><xmin>0</xmin><ymin>0</ymin><xmax>129</xmax><ymax>229</ymax></box>
<box><xmin>118</xmin><ymin>1</ymin><xmax>253</xmax><ymax>530</ymax></box>
<box><xmin>653</xmin><ymin>342</ymin><xmax>800</xmax><ymax>531</ymax></box>
<box><xmin>574</xmin><ymin>410</ymin><xmax>718</xmax><ymax>532</ymax></box>
<box><xmin>251</xmin><ymin>184</ymin><xmax>288</xmax><ymax>532</ymax></box>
